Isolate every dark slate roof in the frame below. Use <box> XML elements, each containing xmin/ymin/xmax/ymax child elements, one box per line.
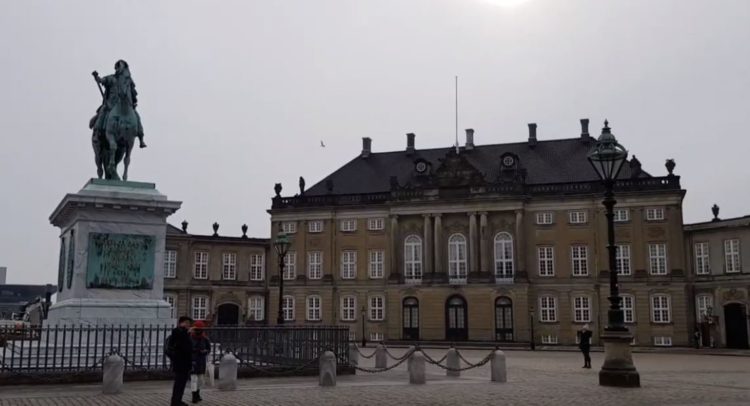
<box><xmin>0</xmin><ymin>284</ymin><xmax>56</xmax><ymax>304</ymax></box>
<box><xmin>305</xmin><ymin>137</ymin><xmax>651</xmax><ymax>196</ymax></box>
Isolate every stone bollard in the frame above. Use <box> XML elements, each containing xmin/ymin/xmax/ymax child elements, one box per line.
<box><xmin>490</xmin><ymin>350</ymin><xmax>507</xmax><ymax>383</ymax></box>
<box><xmin>319</xmin><ymin>351</ymin><xmax>337</xmax><ymax>387</ymax></box>
<box><xmin>406</xmin><ymin>345</ymin><xmax>416</xmax><ymax>373</ymax></box>
<box><xmin>217</xmin><ymin>353</ymin><xmax>238</xmax><ymax>390</ymax></box>
<box><xmin>409</xmin><ymin>350</ymin><xmax>426</xmax><ymax>384</ymax></box>
<box><xmin>375</xmin><ymin>344</ymin><xmax>387</xmax><ymax>369</ymax></box>
<box><xmin>445</xmin><ymin>348</ymin><xmax>460</xmax><ymax>377</ymax></box>
<box><xmin>349</xmin><ymin>343</ymin><xmax>359</xmax><ymax>366</ymax></box>
<box><xmin>102</xmin><ymin>354</ymin><xmax>124</xmax><ymax>395</ymax></box>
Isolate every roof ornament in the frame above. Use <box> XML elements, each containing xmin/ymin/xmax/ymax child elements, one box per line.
<box><xmin>712</xmin><ymin>204</ymin><xmax>720</xmax><ymax>222</ymax></box>
<box><xmin>212</xmin><ymin>222</ymin><xmax>219</xmax><ymax>237</ymax></box>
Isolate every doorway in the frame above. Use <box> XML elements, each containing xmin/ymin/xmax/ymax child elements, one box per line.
<box><xmin>495</xmin><ymin>297</ymin><xmax>514</xmax><ymax>342</ymax></box>
<box><xmin>217</xmin><ymin>303</ymin><xmax>240</xmax><ymax>326</ymax></box>
<box><xmin>724</xmin><ymin>303</ymin><xmax>749</xmax><ymax>349</ymax></box>
<box><xmin>446</xmin><ymin>295</ymin><xmax>468</xmax><ymax>341</ymax></box>
<box><xmin>402</xmin><ymin>297</ymin><xmax>419</xmax><ymax>340</ymax></box>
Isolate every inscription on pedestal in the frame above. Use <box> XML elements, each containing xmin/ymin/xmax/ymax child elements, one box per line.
<box><xmin>86</xmin><ymin>233</ymin><xmax>155</xmax><ymax>289</ymax></box>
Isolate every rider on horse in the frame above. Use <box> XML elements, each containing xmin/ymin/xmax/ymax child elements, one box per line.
<box><xmin>90</xmin><ymin>60</ymin><xmax>146</xmax><ymax>148</ymax></box>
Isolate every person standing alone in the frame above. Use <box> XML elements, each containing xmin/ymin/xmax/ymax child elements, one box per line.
<box><xmin>578</xmin><ymin>324</ymin><xmax>593</xmax><ymax>369</ymax></box>
<box><xmin>169</xmin><ymin>316</ymin><xmax>194</xmax><ymax>406</ymax></box>
<box><xmin>190</xmin><ymin>320</ymin><xmax>211</xmax><ymax>403</ymax></box>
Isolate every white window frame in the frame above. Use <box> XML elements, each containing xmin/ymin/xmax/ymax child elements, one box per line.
<box><xmin>448</xmin><ymin>234</ymin><xmax>468</xmax><ymax>283</ymax></box>
<box><xmin>247</xmin><ymin>295</ymin><xmax>265</xmax><ymax>322</ymax></box>
<box><xmin>538</xmin><ymin>246</ymin><xmax>555</xmax><ymax>276</ymax></box>
<box><xmin>645</xmin><ymin>207</ymin><xmax>665</xmax><ymax>221</ymax></box>
<box><xmin>191</xmin><ymin>296</ymin><xmax>208</xmax><ymax>321</ymax></box>
<box><xmin>368</xmin><ymin>249</ymin><xmax>384</xmax><ymax>279</ymax></box>
<box><xmin>536</xmin><ymin>212</ymin><xmax>553</xmax><ymax>225</ymax></box>
<box><xmin>282</xmin><ymin>295</ymin><xmax>295</xmax><ymax>321</ymax></box>
<box><xmin>341</xmin><ymin>250</ymin><xmax>357</xmax><ymax>279</ymax></box>
<box><xmin>614</xmin><ymin>208</ymin><xmax>630</xmax><ymax>222</ymax></box>
<box><xmin>694</xmin><ymin>242</ymin><xmax>710</xmax><ymax>275</ymax></box>
<box><xmin>193</xmin><ymin>252</ymin><xmax>208</xmax><ymax>280</ymax></box>
<box><xmin>494</xmin><ymin>232</ymin><xmax>514</xmax><ymax>280</ymax></box>
<box><xmin>653</xmin><ymin>336</ymin><xmax>672</xmax><ymax>347</ymax></box>
<box><xmin>616</xmin><ymin>244</ymin><xmax>632</xmax><ymax>276</ymax></box>
<box><xmin>404</xmin><ymin>235</ymin><xmax>423</xmax><ymax>283</ymax></box>
<box><xmin>696</xmin><ymin>295</ymin><xmax>713</xmax><ymax>322</ymax></box>
<box><xmin>573</xmin><ymin>296</ymin><xmax>591</xmax><ymax>323</ymax></box>
<box><xmin>724</xmin><ymin>239</ymin><xmax>741</xmax><ymax>273</ymax></box>
<box><xmin>306</xmin><ymin>295</ymin><xmax>321</xmax><ymax>321</ymax></box>
<box><xmin>369</xmin><ymin>332</ymin><xmax>384</xmax><ymax>342</ymax></box>
<box><xmin>250</xmin><ymin>254</ymin><xmax>265</xmax><ymax>281</ymax></box>
<box><xmin>164</xmin><ymin>294</ymin><xmax>176</xmax><ymax>318</ymax></box>
<box><xmin>367</xmin><ymin>218</ymin><xmax>385</xmax><ymax>231</ymax></box>
<box><xmin>308</xmin><ymin>220</ymin><xmax>323</xmax><ymax>233</ymax></box>
<box><xmin>651</xmin><ymin>294</ymin><xmax>671</xmax><ymax>323</ymax></box>
<box><xmin>541</xmin><ymin>335</ymin><xmax>558</xmax><ymax>344</ymax></box>
<box><xmin>281</xmin><ymin>221</ymin><xmax>297</xmax><ymax>234</ymax></box>
<box><xmin>622</xmin><ymin>294</ymin><xmax>635</xmax><ymax>323</ymax></box>
<box><xmin>164</xmin><ymin>250</ymin><xmax>177</xmax><ymax>279</ymax></box>
<box><xmin>340</xmin><ymin>219</ymin><xmax>357</xmax><ymax>232</ymax></box>
<box><xmin>539</xmin><ymin>296</ymin><xmax>557</xmax><ymax>322</ymax></box>
<box><xmin>369</xmin><ymin>295</ymin><xmax>385</xmax><ymax>321</ymax></box>
<box><xmin>569</xmin><ymin>210</ymin><xmax>587</xmax><ymax>224</ymax></box>
<box><xmin>648</xmin><ymin>243</ymin><xmax>668</xmax><ymax>275</ymax></box>
<box><xmin>341</xmin><ymin>295</ymin><xmax>356</xmax><ymax>321</ymax></box>
<box><xmin>222</xmin><ymin>253</ymin><xmax>237</xmax><ymax>280</ymax></box>
<box><xmin>283</xmin><ymin>251</ymin><xmax>296</xmax><ymax>280</ymax></box>
<box><xmin>571</xmin><ymin>245</ymin><xmax>588</xmax><ymax>276</ymax></box>
<box><xmin>308</xmin><ymin>251</ymin><xmax>323</xmax><ymax>280</ymax></box>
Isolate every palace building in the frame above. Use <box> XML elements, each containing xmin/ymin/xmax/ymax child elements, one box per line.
<box><xmin>265</xmin><ymin>119</ymin><xmax>692</xmax><ymax>347</ymax></box>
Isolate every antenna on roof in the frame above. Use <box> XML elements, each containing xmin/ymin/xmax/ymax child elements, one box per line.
<box><xmin>454</xmin><ymin>75</ymin><xmax>459</xmax><ymax>154</ymax></box>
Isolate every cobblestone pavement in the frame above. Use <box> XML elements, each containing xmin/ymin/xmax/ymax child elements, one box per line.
<box><xmin>1</xmin><ymin>349</ymin><xmax>749</xmax><ymax>406</ymax></box>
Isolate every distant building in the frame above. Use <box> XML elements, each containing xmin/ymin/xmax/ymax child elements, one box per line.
<box><xmin>0</xmin><ymin>282</ymin><xmax>56</xmax><ymax>323</ymax></box>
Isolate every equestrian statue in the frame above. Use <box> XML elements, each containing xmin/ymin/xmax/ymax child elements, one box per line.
<box><xmin>89</xmin><ymin>60</ymin><xmax>146</xmax><ymax>181</ymax></box>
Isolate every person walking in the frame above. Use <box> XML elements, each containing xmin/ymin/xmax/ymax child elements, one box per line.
<box><xmin>169</xmin><ymin>316</ymin><xmax>194</xmax><ymax>406</ymax></box>
<box><xmin>190</xmin><ymin>320</ymin><xmax>211</xmax><ymax>404</ymax></box>
<box><xmin>578</xmin><ymin>324</ymin><xmax>593</xmax><ymax>369</ymax></box>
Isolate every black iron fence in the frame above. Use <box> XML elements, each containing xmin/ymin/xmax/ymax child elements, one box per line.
<box><xmin>0</xmin><ymin>324</ymin><xmax>350</xmax><ymax>381</ymax></box>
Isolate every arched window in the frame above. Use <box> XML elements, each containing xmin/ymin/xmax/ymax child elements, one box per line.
<box><xmin>494</xmin><ymin>232</ymin><xmax>514</xmax><ymax>280</ymax></box>
<box><xmin>404</xmin><ymin>235</ymin><xmax>423</xmax><ymax>282</ymax></box>
<box><xmin>448</xmin><ymin>234</ymin><xmax>467</xmax><ymax>282</ymax></box>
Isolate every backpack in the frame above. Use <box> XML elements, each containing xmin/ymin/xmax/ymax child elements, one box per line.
<box><xmin>165</xmin><ymin>334</ymin><xmax>177</xmax><ymax>360</ymax></box>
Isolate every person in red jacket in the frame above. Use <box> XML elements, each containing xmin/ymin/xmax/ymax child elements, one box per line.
<box><xmin>190</xmin><ymin>320</ymin><xmax>211</xmax><ymax>403</ymax></box>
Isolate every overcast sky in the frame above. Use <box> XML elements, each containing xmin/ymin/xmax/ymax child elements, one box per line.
<box><xmin>1</xmin><ymin>0</ymin><xmax>748</xmax><ymax>285</ymax></box>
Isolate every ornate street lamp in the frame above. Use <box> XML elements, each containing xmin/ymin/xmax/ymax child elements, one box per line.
<box><xmin>361</xmin><ymin>305</ymin><xmax>367</xmax><ymax>348</ymax></box>
<box><xmin>274</xmin><ymin>232</ymin><xmax>291</xmax><ymax>325</ymax></box>
<box><xmin>587</xmin><ymin>120</ymin><xmax>640</xmax><ymax>387</ymax></box>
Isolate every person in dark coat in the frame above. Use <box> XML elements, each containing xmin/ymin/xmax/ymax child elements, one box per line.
<box><xmin>190</xmin><ymin>320</ymin><xmax>211</xmax><ymax>404</ymax></box>
<box><xmin>170</xmin><ymin>316</ymin><xmax>194</xmax><ymax>406</ymax></box>
<box><xmin>578</xmin><ymin>324</ymin><xmax>593</xmax><ymax>369</ymax></box>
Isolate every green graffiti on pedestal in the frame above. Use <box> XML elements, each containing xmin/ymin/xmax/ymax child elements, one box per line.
<box><xmin>86</xmin><ymin>233</ymin><xmax>155</xmax><ymax>289</ymax></box>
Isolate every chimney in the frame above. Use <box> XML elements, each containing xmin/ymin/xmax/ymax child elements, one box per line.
<box><xmin>465</xmin><ymin>129</ymin><xmax>475</xmax><ymax>150</ymax></box>
<box><xmin>361</xmin><ymin>137</ymin><xmax>372</xmax><ymax>158</ymax></box>
<box><xmin>406</xmin><ymin>133</ymin><xmax>416</xmax><ymax>155</ymax></box>
<box><xmin>0</xmin><ymin>266</ymin><xmax>6</xmax><ymax>285</ymax></box>
<box><xmin>580</xmin><ymin>118</ymin><xmax>590</xmax><ymax>139</ymax></box>
<box><xmin>528</xmin><ymin>123</ymin><xmax>537</xmax><ymax>147</ymax></box>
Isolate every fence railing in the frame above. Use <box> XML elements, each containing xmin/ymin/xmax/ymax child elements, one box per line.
<box><xmin>0</xmin><ymin>324</ymin><xmax>350</xmax><ymax>378</ymax></box>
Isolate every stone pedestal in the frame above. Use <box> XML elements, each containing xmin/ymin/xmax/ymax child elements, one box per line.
<box><xmin>599</xmin><ymin>330</ymin><xmax>640</xmax><ymax>388</ymax></box>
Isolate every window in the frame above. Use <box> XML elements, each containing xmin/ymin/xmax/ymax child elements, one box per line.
<box><xmin>616</xmin><ymin>245</ymin><xmax>632</xmax><ymax>275</ymax></box>
<box><xmin>448</xmin><ymin>234</ymin><xmax>468</xmax><ymax>283</ymax></box>
<box><xmin>308</xmin><ymin>220</ymin><xmax>323</xmax><ymax>233</ymax></box>
<box><xmin>614</xmin><ymin>208</ymin><xmax>630</xmax><ymax>222</ymax></box>
<box><xmin>250</xmin><ymin>254</ymin><xmax>265</xmax><ymax>281</ymax></box>
<box><xmin>306</xmin><ymin>295</ymin><xmax>321</xmax><ymax>321</ymax></box>
<box><xmin>404</xmin><ymin>235</ymin><xmax>423</xmax><ymax>282</ymax></box>
<box><xmin>308</xmin><ymin>251</ymin><xmax>322</xmax><ymax>279</ymax></box>
<box><xmin>193</xmin><ymin>252</ymin><xmax>208</xmax><ymax>279</ymax></box>
<box><xmin>369</xmin><ymin>332</ymin><xmax>384</xmax><ymax>342</ymax></box>
<box><xmin>573</xmin><ymin>296</ymin><xmax>591</xmax><ymax>322</ymax></box>
<box><xmin>696</xmin><ymin>295</ymin><xmax>713</xmax><ymax>322</ymax></box>
<box><xmin>494</xmin><ymin>232</ymin><xmax>514</xmax><ymax>280</ymax></box>
<box><xmin>649</xmin><ymin>243</ymin><xmax>668</xmax><ymax>275</ymax></box>
<box><xmin>340</xmin><ymin>219</ymin><xmax>357</xmax><ymax>232</ymax></box>
<box><xmin>724</xmin><ymin>239</ymin><xmax>741</xmax><ymax>273</ymax></box>
<box><xmin>539</xmin><ymin>296</ymin><xmax>557</xmax><ymax>322</ymax></box>
<box><xmin>247</xmin><ymin>296</ymin><xmax>264</xmax><ymax>321</ymax></box>
<box><xmin>653</xmin><ymin>336</ymin><xmax>672</xmax><ymax>347</ymax></box>
<box><xmin>281</xmin><ymin>221</ymin><xmax>297</xmax><ymax>234</ymax></box>
<box><xmin>369</xmin><ymin>295</ymin><xmax>385</xmax><ymax>321</ymax></box>
<box><xmin>341</xmin><ymin>296</ymin><xmax>356</xmax><ymax>321</ymax></box>
<box><xmin>622</xmin><ymin>295</ymin><xmax>635</xmax><ymax>323</ymax></box>
<box><xmin>541</xmin><ymin>335</ymin><xmax>558</xmax><ymax>344</ymax></box>
<box><xmin>536</xmin><ymin>212</ymin><xmax>553</xmax><ymax>225</ymax></box>
<box><xmin>164</xmin><ymin>294</ymin><xmax>176</xmax><ymax>318</ymax></box>
<box><xmin>571</xmin><ymin>245</ymin><xmax>588</xmax><ymax>276</ymax></box>
<box><xmin>367</xmin><ymin>218</ymin><xmax>385</xmax><ymax>231</ymax></box>
<box><xmin>538</xmin><ymin>246</ymin><xmax>555</xmax><ymax>276</ymax></box>
<box><xmin>283</xmin><ymin>251</ymin><xmax>296</xmax><ymax>280</ymax></box>
<box><xmin>192</xmin><ymin>296</ymin><xmax>208</xmax><ymax>321</ymax></box>
<box><xmin>341</xmin><ymin>250</ymin><xmax>357</xmax><ymax>279</ymax></box>
<box><xmin>646</xmin><ymin>208</ymin><xmax>665</xmax><ymax>221</ymax></box>
<box><xmin>651</xmin><ymin>294</ymin><xmax>671</xmax><ymax>323</ymax></box>
<box><xmin>348</xmin><ymin>331</ymin><xmax>356</xmax><ymax>342</ymax></box>
<box><xmin>694</xmin><ymin>242</ymin><xmax>710</xmax><ymax>275</ymax></box>
<box><xmin>282</xmin><ymin>295</ymin><xmax>295</xmax><ymax>321</ymax></box>
<box><xmin>164</xmin><ymin>250</ymin><xmax>177</xmax><ymax>278</ymax></box>
<box><xmin>222</xmin><ymin>253</ymin><xmax>237</xmax><ymax>280</ymax></box>
<box><xmin>569</xmin><ymin>210</ymin><xmax>587</xmax><ymax>224</ymax></box>
<box><xmin>369</xmin><ymin>250</ymin><xmax>384</xmax><ymax>279</ymax></box>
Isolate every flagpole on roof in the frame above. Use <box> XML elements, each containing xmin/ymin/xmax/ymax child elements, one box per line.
<box><xmin>455</xmin><ymin>75</ymin><xmax>459</xmax><ymax>154</ymax></box>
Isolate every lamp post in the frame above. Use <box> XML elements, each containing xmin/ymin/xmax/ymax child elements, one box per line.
<box><xmin>529</xmin><ymin>306</ymin><xmax>536</xmax><ymax>351</ymax></box>
<box><xmin>587</xmin><ymin>120</ymin><xmax>640</xmax><ymax>387</ymax></box>
<box><xmin>361</xmin><ymin>305</ymin><xmax>367</xmax><ymax>348</ymax></box>
<box><xmin>274</xmin><ymin>232</ymin><xmax>291</xmax><ymax>325</ymax></box>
